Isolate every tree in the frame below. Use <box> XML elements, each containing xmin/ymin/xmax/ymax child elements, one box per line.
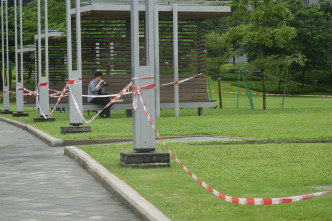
<box><xmin>0</xmin><ymin>0</ymin><xmax>66</xmax><ymax>84</ymax></box>
<box><xmin>283</xmin><ymin>0</ymin><xmax>332</xmax><ymax>85</ymax></box>
<box><xmin>22</xmin><ymin>0</ymin><xmax>66</xmax><ymax>44</ymax></box>
<box><xmin>222</xmin><ymin>0</ymin><xmax>297</xmax><ymax>109</ymax></box>
<box><xmin>205</xmin><ymin>18</ymin><xmax>234</xmax><ymax>109</ymax></box>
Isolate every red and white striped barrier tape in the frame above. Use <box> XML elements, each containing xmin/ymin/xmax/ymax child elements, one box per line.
<box><xmin>160</xmin><ymin>73</ymin><xmax>203</xmax><ymax>87</ymax></box>
<box><xmin>82</xmin><ymin>92</ymin><xmax>131</xmax><ymax>98</ymax></box>
<box><xmin>68</xmin><ymin>82</ymin><xmax>132</xmax><ymax>124</ymax></box>
<box><xmin>132</xmin><ymin>76</ymin><xmax>155</xmax><ymax>80</ymax></box>
<box><xmin>133</xmin><ymin>85</ymin><xmax>332</xmax><ymax>205</ymax></box>
<box><xmin>211</xmin><ymin>90</ymin><xmax>332</xmax><ymax>98</ymax></box>
<box><xmin>39</xmin><ymin>82</ymin><xmax>48</xmax><ymax>87</ymax></box>
<box><xmin>36</xmin><ymin>82</ymin><xmax>69</xmax><ymax>119</ymax></box>
<box><xmin>47</xmin><ymin>84</ymin><xmax>69</xmax><ymax>117</ymax></box>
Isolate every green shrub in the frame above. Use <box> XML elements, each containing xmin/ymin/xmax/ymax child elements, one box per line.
<box><xmin>232</xmin><ymin>80</ymin><xmax>327</xmax><ymax>94</ymax></box>
<box><xmin>293</xmin><ymin>70</ymin><xmax>332</xmax><ymax>86</ymax></box>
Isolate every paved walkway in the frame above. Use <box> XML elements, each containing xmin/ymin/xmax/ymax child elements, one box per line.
<box><xmin>0</xmin><ymin>121</ymin><xmax>140</xmax><ymax>221</ymax></box>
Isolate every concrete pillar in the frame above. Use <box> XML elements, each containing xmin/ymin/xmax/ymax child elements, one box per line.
<box><xmin>121</xmin><ymin>0</ymin><xmax>169</xmax><ymax>167</ymax></box>
<box><xmin>154</xmin><ymin>4</ymin><xmax>160</xmax><ymax>118</ymax></box>
<box><xmin>1</xmin><ymin>0</ymin><xmax>12</xmax><ymax>114</ymax></box>
<box><xmin>173</xmin><ymin>4</ymin><xmax>179</xmax><ymax>117</ymax></box>
<box><xmin>61</xmin><ymin>0</ymin><xmax>90</xmax><ymax>133</ymax></box>
<box><xmin>131</xmin><ymin>0</ymin><xmax>156</xmax><ymax>152</ymax></box>
<box><xmin>34</xmin><ymin>0</ymin><xmax>52</xmax><ymax>121</ymax></box>
<box><xmin>13</xmin><ymin>0</ymin><xmax>28</xmax><ymax>117</ymax></box>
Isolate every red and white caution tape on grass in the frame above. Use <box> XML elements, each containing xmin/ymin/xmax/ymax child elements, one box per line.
<box><xmin>134</xmin><ymin>85</ymin><xmax>332</xmax><ymax>205</ymax></box>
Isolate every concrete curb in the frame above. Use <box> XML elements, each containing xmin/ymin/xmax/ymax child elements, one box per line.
<box><xmin>62</xmin><ymin>138</ymin><xmax>132</xmax><ymax>146</ymax></box>
<box><xmin>0</xmin><ymin>117</ymin><xmax>63</xmax><ymax>146</ymax></box>
<box><xmin>64</xmin><ymin>146</ymin><xmax>171</xmax><ymax>221</ymax></box>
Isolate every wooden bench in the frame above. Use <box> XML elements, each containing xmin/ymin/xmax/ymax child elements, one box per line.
<box><xmin>24</xmin><ymin>74</ymin><xmax>215</xmax><ymax>116</ymax></box>
<box><xmin>159</xmin><ymin>74</ymin><xmax>216</xmax><ymax>116</ymax></box>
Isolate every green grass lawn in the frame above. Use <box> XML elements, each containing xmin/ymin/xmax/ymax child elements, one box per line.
<box><xmin>1</xmin><ymin>80</ymin><xmax>332</xmax><ymax>220</ymax></box>
<box><xmin>1</xmin><ymin>80</ymin><xmax>332</xmax><ymax>141</ymax></box>
<box><xmin>80</xmin><ymin>142</ymin><xmax>332</xmax><ymax>220</ymax></box>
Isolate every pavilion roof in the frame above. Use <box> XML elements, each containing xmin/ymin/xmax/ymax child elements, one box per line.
<box><xmin>72</xmin><ymin>1</ymin><xmax>231</xmax><ymax>20</ymax></box>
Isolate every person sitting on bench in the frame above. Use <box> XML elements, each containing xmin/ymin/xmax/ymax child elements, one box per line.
<box><xmin>88</xmin><ymin>72</ymin><xmax>111</xmax><ymax>118</ymax></box>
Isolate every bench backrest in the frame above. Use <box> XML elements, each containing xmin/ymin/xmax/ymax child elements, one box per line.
<box><xmin>24</xmin><ymin>74</ymin><xmax>210</xmax><ymax>105</ymax></box>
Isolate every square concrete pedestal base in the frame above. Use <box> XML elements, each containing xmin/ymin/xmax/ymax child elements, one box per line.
<box><xmin>34</xmin><ymin>117</ymin><xmax>55</xmax><ymax>122</ymax></box>
<box><xmin>13</xmin><ymin>112</ymin><xmax>29</xmax><ymax>117</ymax></box>
<box><xmin>60</xmin><ymin>126</ymin><xmax>91</xmax><ymax>134</ymax></box>
<box><xmin>120</xmin><ymin>151</ymin><xmax>170</xmax><ymax>168</ymax></box>
<box><xmin>0</xmin><ymin>110</ymin><xmax>13</xmax><ymax>114</ymax></box>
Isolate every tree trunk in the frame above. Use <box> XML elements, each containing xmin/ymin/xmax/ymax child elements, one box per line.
<box><xmin>301</xmin><ymin>68</ymin><xmax>305</xmax><ymax>87</ymax></box>
<box><xmin>287</xmin><ymin>74</ymin><xmax>292</xmax><ymax>95</ymax></box>
<box><xmin>256</xmin><ymin>14</ymin><xmax>266</xmax><ymax>110</ymax></box>
<box><xmin>262</xmin><ymin>72</ymin><xmax>266</xmax><ymax>110</ymax></box>
<box><xmin>218</xmin><ymin>77</ymin><xmax>222</xmax><ymax>109</ymax></box>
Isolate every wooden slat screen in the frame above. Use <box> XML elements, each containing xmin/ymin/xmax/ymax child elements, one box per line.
<box><xmin>31</xmin><ymin>18</ymin><xmax>205</xmax><ymax>85</ymax></box>
<box><xmin>18</xmin><ymin>51</ymin><xmax>36</xmax><ymax>87</ymax></box>
<box><xmin>35</xmin><ymin>36</ymin><xmax>67</xmax><ymax>84</ymax></box>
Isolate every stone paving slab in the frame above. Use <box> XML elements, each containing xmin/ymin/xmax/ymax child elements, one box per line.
<box><xmin>0</xmin><ymin>120</ymin><xmax>140</xmax><ymax>221</ymax></box>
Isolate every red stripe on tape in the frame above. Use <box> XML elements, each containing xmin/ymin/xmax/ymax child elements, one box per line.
<box><xmin>141</xmin><ymin>84</ymin><xmax>155</xmax><ymax>89</ymax></box>
<box><xmin>231</xmin><ymin>197</ymin><xmax>239</xmax><ymax>204</ymax></box>
<box><xmin>281</xmin><ymin>198</ymin><xmax>293</xmax><ymax>204</ymax></box>
<box><xmin>68</xmin><ymin>78</ymin><xmax>82</xmax><ymax>85</ymax></box>
<box><xmin>39</xmin><ymin>82</ymin><xmax>48</xmax><ymax>87</ymax></box>
<box><xmin>174</xmin><ymin>81</ymin><xmax>179</xmax><ymax>85</ymax></box>
<box><xmin>263</xmin><ymin>198</ymin><xmax>272</xmax><ymax>205</ymax></box>
<box><xmin>246</xmin><ymin>198</ymin><xmax>255</xmax><ymax>205</ymax></box>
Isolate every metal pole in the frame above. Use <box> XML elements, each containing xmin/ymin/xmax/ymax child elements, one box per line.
<box><xmin>1</xmin><ymin>0</ymin><xmax>4</xmax><ymax>111</ymax></box>
<box><xmin>45</xmin><ymin>0</ymin><xmax>49</xmax><ymax>79</ymax></box>
<box><xmin>237</xmin><ymin>70</ymin><xmax>240</xmax><ymax>109</ymax></box>
<box><xmin>2</xmin><ymin>0</ymin><xmax>10</xmax><ymax>111</ymax></box>
<box><xmin>5</xmin><ymin>0</ymin><xmax>9</xmax><ymax>93</ymax></box>
<box><xmin>13</xmin><ymin>0</ymin><xmax>27</xmax><ymax>116</ymax></box>
<box><xmin>37</xmin><ymin>0</ymin><xmax>42</xmax><ymax>115</ymax></box>
<box><xmin>36</xmin><ymin>0</ymin><xmax>50</xmax><ymax>118</ymax></box>
<box><xmin>14</xmin><ymin>0</ymin><xmax>18</xmax><ymax>84</ymax></box>
<box><xmin>37</xmin><ymin>0</ymin><xmax>42</xmax><ymax>83</ymax></box>
<box><xmin>20</xmin><ymin>0</ymin><xmax>23</xmax><ymax>86</ymax></box>
<box><xmin>66</xmin><ymin>0</ymin><xmax>72</xmax><ymax>73</ymax></box>
<box><xmin>173</xmin><ymin>4</ymin><xmax>179</xmax><ymax>117</ymax></box>
<box><xmin>154</xmin><ymin>4</ymin><xmax>160</xmax><ymax>117</ymax></box>
<box><xmin>76</xmin><ymin>0</ymin><xmax>82</xmax><ymax>74</ymax></box>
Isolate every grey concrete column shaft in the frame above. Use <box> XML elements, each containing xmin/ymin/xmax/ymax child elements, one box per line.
<box><xmin>14</xmin><ymin>1</ymin><xmax>24</xmax><ymax>112</ymax></box>
<box><xmin>154</xmin><ymin>4</ymin><xmax>160</xmax><ymax>118</ymax></box>
<box><xmin>2</xmin><ymin>0</ymin><xmax>10</xmax><ymax>111</ymax></box>
<box><xmin>131</xmin><ymin>0</ymin><xmax>156</xmax><ymax>152</ymax></box>
<box><xmin>37</xmin><ymin>0</ymin><xmax>50</xmax><ymax>116</ymax></box>
<box><xmin>67</xmin><ymin>0</ymin><xmax>83</xmax><ymax>126</ymax></box>
<box><xmin>173</xmin><ymin>4</ymin><xmax>179</xmax><ymax>117</ymax></box>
